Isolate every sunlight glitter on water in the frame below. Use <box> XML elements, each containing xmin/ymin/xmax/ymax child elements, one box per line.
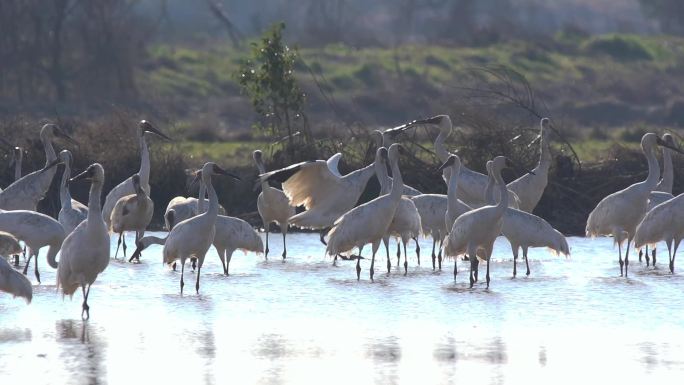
<box><xmin>1</xmin><ymin>233</ymin><xmax>684</xmax><ymax>384</ymax></box>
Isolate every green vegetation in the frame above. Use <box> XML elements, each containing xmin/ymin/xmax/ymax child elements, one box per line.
<box><xmin>143</xmin><ymin>33</ymin><xmax>684</xmax><ymax>99</ymax></box>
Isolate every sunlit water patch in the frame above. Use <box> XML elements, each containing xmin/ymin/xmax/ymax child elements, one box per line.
<box><xmin>1</xmin><ymin>233</ymin><xmax>683</xmax><ymax>384</ymax></box>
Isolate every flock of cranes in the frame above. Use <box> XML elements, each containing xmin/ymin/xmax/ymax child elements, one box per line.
<box><xmin>0</xmin><ymin>115</ymin><xmax>682</xmax><ymax>320</ymax></box>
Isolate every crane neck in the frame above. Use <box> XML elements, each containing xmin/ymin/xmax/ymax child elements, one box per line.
<box><xmin>538</xmin><ymin>132</ymin><xmax>552</xmax><ymax>172</ymax></box>
<box><xmin>138</xmin><ymin>133</ymin><xmax>151</xmax><ymax>190</ymax></box>
<box><xmin>87</xmin><ymin>177</ymin><xmax>104</xmax><ymax>224</ymax></box>
<box><xmin>201</xmin><ymin>174</ymin><xmax>219</xmax><ymax>220</ymax></box>
<box><xmin>60</xmin><ymin>161</ymin><xmax>73</xmax><ymax>209</ymax></box>
<box><xmin>40</xmin><ymin>131</ymin><xmax>57</xmax><ymax>166</ymax></box>
<box><xmin>13</xmin><ymin>155</ymin><xmax>22</xmax><ymax>181</ymax></box>
<box><xmin>447</xmin><ymin>164</ymin><xmax>462</xmax><ymax>209</ymax></box>
<box><xmin>434</xmin><ymin>129</ymin><xmax>450</xmax><ymax>163</ymax></box>
<box><xmin>644</xmin><ymin>145</ymin><xmax>660</xmax><ymax>191</ymax></box>
<box><xmin>659</xmin><ymin>146</ymin><xmax>673</xmax><ymax>193</ymax></box>
<box><xmin>389</xmin><ymin>157</ymin><xmax>403</xmax><ymax>200</ymax></box>
<box><xmin>484</xmin><ymin>168</ymin><xmax>495</xmax><ymax>205</ymax></box>
<box><xmin>142</xmin><ymin>235</ymin><xmax>167</xmax><ymax>248</ymax></box>
<box><xmin>375</xmin><ymin>158</ymin><xmax>390</xmax><ymax>195</ymax></box>
<box><xmin>255</xmin><ymin>158</ymin><xmax>270</xmax><ymax>191</ymax></box>
<box><xmin>494</xmin><ymin>167</ymin><xmax>508</xmax><ymax>214</ymax></box>
<box><xmin>198</xmin><ymin>178</ymin><xmax>207</xmax><ymax>213</ymax></box>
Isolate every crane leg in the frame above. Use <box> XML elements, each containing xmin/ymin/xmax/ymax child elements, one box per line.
<box><xmin>414</xmin><ymin>237</ymin><xmax>420</xmax><ymax>266</ymax></box>
<box><xmin>453</xmin><ymin>258</ymin><xmax>458</xmax><ymax>280</ymax></box>
<box><xmin>385</xmin><ymin>239</ymin><xmax>391</xmax><ymax>273</ymax></box>
<box><xmin>34</xmin><ymin>253</ymin><xmax>40</xmax><ymax>284</ymax></box>
<box><xmin>122</xmin><ymin>235</ymin><xmax>127</xmax><ymax>260</ymax></box>
<box><xmin>356</xmin><ymin>257</ymin><xmax>361</xmax><ymax>281</ymax></box>
<box><xmin>644</xmin><ymin>245</ymin><xmax>650</xmax><ymax>266</ymax></box>
<box><xmin>114</xmin><ymin>233</ymin><xmax>123</xmax><ymax>259</ymax></box>
<box><xmin>524</xmin><ymin>247</ymin><xmax>531</xmax><ymax>276</ymax></box>
<box><xmin>618</xmin><ymin>241</ymin><xmax>624</xmax><ymax>277</ymax></box>
<box><xmin>195</xmin><ymin>265</ymin><xmax>201</xmax><ymax>294</ymax></box>
<box><xmin>652</xmin><ymin>248</ymin><xmax>657</xmax><ymax>266</ymax></box>
<box><xmin>180</xmin><ymin>261</ymin><xmax>185</xmax><ymax>294</ymax></box>
<box><xmin>396</xmin><ymin>240</ymin><xmax>401</xmax><ymax>267</ymax></box>
<box><xmin>226</xmin><ymin>252</ymin><xmax>233</xmax><ymax>276</ymax></box>
<box><xmin>172</xmin><ymin>262</ymin><xmax>177</xmax><ymax>271</ymax></box>
<box><xmin>486</xmin><ymin>258</ymin><xmax>491</xmax><ymax>288</ymax></box>
<box><xmin>469</xmin><ymin>254</ymin><xmax>476</xmax><ymax>288</ymax></box>
<box><xmin>403</xmin><ymin>240</ymin><xmax>408</xmax><ymax>276</ymax></box>
<box><xmin>431</xmin><ymin>238</ymin><xmax>437</xmax><ymax>271</ymax></box>
<box><xmin>81</xmin><ymin>284</ymin><xmax>91</xmax><ymax>321</ymax></box>
<box><xmin>639</xmin><ymin>248</ymin><xmax>643</xmax><ymax>263</ymax></box>
<box><xmin>670</xmin><ymin>241</ymin><xmax>678</xmax><ymax>273</ymax></box>
<box><xmin>13</xmin><ymin>254</ymin><xmax>19</xmax><ymax>267</ymax></box>
<box><xmin>513</xmin><ymin>247</ymin><xmax>518</xmax><ymax>278</ymax></box>
<box><xmin>474</xmin><ymin>258</ymin><xmax>479</xmax><ymax>282</ymax></box>
<box><xmin>264</xmin><ymin>231</ymin><xmax>269</xmax><ymax>260</ymax></box>
<box><xmin>319</xmin><ymin>229</ymin><xmax>328</xmax><ymax>246</ymax></box>
<box><xmin>624</xmin><ymin>238</ymin><xmax>632</xmax><ymax>278</ymax></box>
<box><xmin>438</xmin><ymin>238</ymin><xmax>444</xmax><ymax>270</ymax></box>
<box><xmin>22</xmin><ymin>253</ymin><xmax>32</xmax><ymax>277</ymax></box>
<box><xmin>281</xmin><ymin>231</ymin><xmax>287</xmax><ymax>260</ymax></box>
<box><xmin>219</xmin><ymin>250</ymin><xmax>227</xmax><ymax>275</ymax></box>
<box><xmin>192</xmin><ymin>258</ymin><xmax>197</xmax><ymax>271</ymax></box>
<box><xmin>370</xmin><ymin>252</ymin><xmax>376</xmax><ymax>282</ymax></box>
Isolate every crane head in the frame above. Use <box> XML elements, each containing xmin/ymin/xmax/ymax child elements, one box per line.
<box><xmin>140</xmin><ymin>120</ymin><xmax>171</xmax><ymax>140</ymax></box>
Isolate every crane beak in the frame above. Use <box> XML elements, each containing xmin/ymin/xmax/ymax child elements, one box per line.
<box><xmin>70</xmin><ymin>167</ymin><xmax>92</xmax><ymax>182</ymax></box>
<box><xmin>656</xmin><ymin>137</ymin><xmax>684</xmax><ymax>155</ymax></box>
<box><xmin>212</xmin><ymin>164</ymin><xmax>241</xmax><ymax>181</ymax></box>
<box><xmin>436</xmin><ymin>157</ymin><xmax>455</xmax><ymax>173</ymax></box>
<box><xmin>527</xmin><ymin>134</ymin><xmax>541</xmax><ymax>148</ymax></box>
<box><xmin>56</xmin><ymin>130</ymin><xmax>78</xmax><ymax>146</ymax></box>
<box><xmin>189</xmin><ymin>170</ymin><xmax>202</xmax><ymax>190</ymax></box>
<box><xmin>39</xmin><ymin>159</ymin><xmax>62</xmax><ymax>174</ymax></box>
<box><xmin>144</xmin><ymin>122</ymin><xmax>172</xmax><ymax>141</ymax></box>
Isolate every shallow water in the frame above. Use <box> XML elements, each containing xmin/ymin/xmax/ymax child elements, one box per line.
<box><xmin>1</xmin><ymin>233</ymin><xmax>683</xmax><ymax>384</ymax></box>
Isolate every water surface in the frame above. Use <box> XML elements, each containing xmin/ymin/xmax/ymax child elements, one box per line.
<box><xmin>1</xmin><ymin>233</ymin><xmax>683</xmax><ymax>384</ymax></box>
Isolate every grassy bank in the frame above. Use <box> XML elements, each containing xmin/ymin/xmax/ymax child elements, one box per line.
<box><xmin>142</xmin><ymin>33</ymin><xmax>684</xmax><ymax>134</ymax></box>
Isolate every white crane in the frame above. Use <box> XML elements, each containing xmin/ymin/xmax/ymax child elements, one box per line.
<box><xmin>164</xmin><ymin>193</ymin><xmax>226</xmax><ymax>230</ymax></box>
<box><xmin>634</xmin><ymin>193</ymin><xmax>684</xmax><ymax>274</ymax></box>
<box><xmin>195</xmin><ymin>170</ymin><xmax>264</xmax><ymax>275</ymax></box>
<box><xmin>253</xmin><ymin>150</ymin><xmax>294</xmax><ymax>260</ymax></box>
<box><xmin>58</xmin><ymin>150</ymin><xmax>88</xmax><ymax>234</ymax></box>
<box><xmin>110</xmin><ymin>174</ymin><xmax>154</xmax><ymax>261</ymax></box>
<box><xmin>484</xmin><ymin>160</ymin><xmax>569</xmax><ymax>277</ymax></box>
<box><xmin>375</xmin><ymin>147</ymin><xmax>422</xmax><ymax>275</ymax></box>
<box><xmin>507</xmin><ymin>117</ymin><xmax>552</xmax><ymax>213</ymax></box>
<box><xmin>400</xmin><ymin>115</ymin><xmax>521</xmax><ymax>209</ymax></box>
<box><xmin>411</xmin><ymin>194</ymin><xmax>448</xmax><ymax>270</ymax></box>
<box><xmin>162</xmin><ymin>162</ymin><xmax>239</xmax><ymax>293</ymax></box>
<box><xmin>0</xmin><ymin>210</ymin><xmax>64</xmax><ymax>283</ymax></box>
<box><xmin>372</xmin><ymin>129</ymin><xmax>424</xmax><ymax>263</ymax></box>
<box><xmin>57</xmin><ymin>163</ymin><xmax>110</xmax><ymax>320</ymax></box>
<box><xmin>102</xmin><ymin>120</ymin><xmax>170</xmax><ymax>230</ymax></box>
<box><xmin>444</xmin><ymin>156</ymin><xmax>510</xmax><ymax>288</ymax></box>
<box><xmin>326</xmin><ymin>144</ymin><xmax>405</xmax><ymax>281</ymax></box>
<box><xmin>0</xmin><ymin>232</ymin><xmax>32</xmax><ymax>303</ymax></box>
<box><xmin>0</xmin><ymin>124</ymin><xmax>76</xmax><ymax>211</ymax></box>
<box><xmin>640</xmin><ymin>133</ymin><xmax>676</xmax><ymax>266</ymax></box>
<box><xmin>257</xmin><ymin>151</ymin><xmax>380</xmax><ymax>244</ymax></box>
<box><xmin>586</xmin><ymin>133</ymin><xmax>683</xmax><ymax>277</ymax></box>
<box><xmin>133</xmin><ymin>218</ymin><xmax>263</xmax><ymax>276</ymax></box>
